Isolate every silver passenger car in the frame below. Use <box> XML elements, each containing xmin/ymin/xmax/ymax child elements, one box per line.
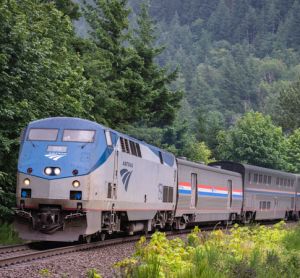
<box><xmin>209</xmin><ymin>161</ymin><xmax>297</xmax><ymax>222</ymax></box>
<box><xmin>175</xmin><ymin>159</ymin><xmax>243</xmax><ymax>228</ymax></box>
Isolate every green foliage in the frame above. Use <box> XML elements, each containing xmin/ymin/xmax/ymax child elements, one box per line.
<box><xmin>39</xmin><ymin>269</ymin><xmax>51</xmax><ymax>277</ymax></box>
<box><xmin>284</xmin><ymin>129</ymin><xmax>300</xmax><ymax>173</ymax></box>
<box><xmin>216</xmin><ymin>112</ymin><xmax>285</xmax><ymax>169</ymax></box>
<box><xmin>123</xmin><ymin>116</ymin><xmax>213</xmax><ymax>164</ymax></box>
<box><xmin>115</xmin><ymin>222</ymin><xmax>300</xmax><ymax>278</ymax></box>
<box><xmin>83</xmin><ymin>0</ymin><xmax>182</xmax><ymax>128</ymax></box>
<box><xmin>87</xmin><ymin>268</ymin><xmax>102</xmax><ymax>278</ymax></box>
<box><xmin>128</xmin><ymin>0</ymin><xmax>300</xmax><ymax>145</ymax></box>
<box><xmin>131</xmin><ymin>2</ymin><xmax>182</xmax><ymax>127</ymax></box>
<box><xmin>0</xmin><ymin>223</ymin><xmax>22</xmax><ymax>245</ymax></box>
<box><xmin>278</xmin><ymin>79</ymin><xmax>300</xmax><ymax>131</ymax></box>
<box><xmin>0</xmin><ymin>0</ymin><xmax>93</xmax><ymax>220</ymax></box>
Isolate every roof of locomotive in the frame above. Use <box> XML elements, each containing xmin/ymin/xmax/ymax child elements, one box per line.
<box><xmin>26</xmin><ymin>117</ymin><xmax>175</xmax><ymax>158</ymax></box>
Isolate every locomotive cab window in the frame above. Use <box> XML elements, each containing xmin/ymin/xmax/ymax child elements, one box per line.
<box><xmin>63</xmin><ymin>130</ymin><xmax>95</xmax><ymax>143</ymax></box>
<box><xmin>28</xmin><ymin>128</ymin><xmax>58</xmax><ymax>141</ymax></box>
<box><xmin>105</xmin><ymin>130</ymin><xmax>113</xmax><ymax>147</ymax></box>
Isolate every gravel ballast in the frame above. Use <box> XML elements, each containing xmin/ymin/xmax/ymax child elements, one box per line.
<box><xmin>0</xmin><ymin>241</ymin><xmax>136</xmax><ymax>278</ymax></box>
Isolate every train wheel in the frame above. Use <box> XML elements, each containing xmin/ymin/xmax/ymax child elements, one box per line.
<box><xmin>85</xmin><ymin>235</ymin><xmax>92</xmax><ymax>243</ymax></box>
<box><xmin>100</xmin><ymin>232</ymin><xmax>106</xmax><ymax>241</ymax></box>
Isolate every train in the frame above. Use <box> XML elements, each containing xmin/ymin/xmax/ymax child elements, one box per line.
<box><xmin>14</xmin><ymin>117</ymin><xmax>300</xmax><ymax>242</ymax></box>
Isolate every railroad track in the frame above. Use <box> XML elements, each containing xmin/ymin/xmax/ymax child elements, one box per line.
<box><xmin>0</xmin><ymin>234</ymin><xmax>155</xmax><ymax>268</ymax></box>
<box><xmin>0</xmin><ymin>220</ymin><xmax>296</xmax><ymax>269</ymax></box>
<box><xmin>0</xmin><ymin>228</ymin><xmax>196</xmax><ymax>269</ymax></box>
<box><xmin>0</xmin><ymin>244</ymin><xmax>30</xmax><ymax>255</ymax></box>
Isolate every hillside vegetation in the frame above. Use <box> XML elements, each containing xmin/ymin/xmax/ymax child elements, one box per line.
<box><xmin>0</xmin><ymin>1</ymin><xmax>300</xmax><ymax>221</ymax></box>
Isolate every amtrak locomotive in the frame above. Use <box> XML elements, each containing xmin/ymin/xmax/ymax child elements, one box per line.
<box><xmin>14</xmin><ymin>117</ymin><xmax>300</xmax><ymax>242</ymax></box>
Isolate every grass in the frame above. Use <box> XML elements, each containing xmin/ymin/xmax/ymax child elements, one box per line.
<box><xmin>115</xmin><ymin>222</ymin><xmax>300</xmax><ymax>278</ymax></box>
<box><xmin>0</xmin><ymin>222</ymin><xmax>22</xmax><ymax>245</ymax></box>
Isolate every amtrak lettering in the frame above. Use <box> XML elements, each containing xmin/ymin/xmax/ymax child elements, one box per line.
<box><xmin>122</xmin><ymin>161</ymin><xmax>133</xmax><ymax>168</ymax></box>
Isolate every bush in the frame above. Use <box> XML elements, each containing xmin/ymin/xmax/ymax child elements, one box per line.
<box><xmin>115</xmin><ymin>222</ymin><xmax>300</xmax><ymax>278</ymax></box>
<box><xmin>0</xmin><ymin>222</ymin><xmax>22</xmax><ymax>245</ymax></box>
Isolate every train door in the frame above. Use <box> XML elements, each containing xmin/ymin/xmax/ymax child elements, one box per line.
<box><xmin>191</xmin><ymin>173</ymin><xmax>198</xmax><ymax>208</ymax></box>
<box><xmin>227</xmin><ymin>180</ymin><xmax>232</xmax><ymax>209</ymax></box>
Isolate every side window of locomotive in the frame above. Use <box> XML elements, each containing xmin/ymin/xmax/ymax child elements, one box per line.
<box><xmin>28</xmin><ymin>128</ymin><xmax>59</xmax><ymax>141</ymax></box>
<box><xmin>159</xmin><ymin>151</ymin><xmax>164</xmax><ymax>164</ymax></box>
<box><xmin>248</xmin><ymin>172</ymin><xmax>251</xmax><ymax>182</ymax></box>
<box><xmin>259</xmin><ymin>174</ymin><xmax>263</xmax><ymax>184</ymax></box>
<box><xmin>105</xmin><ymin>130</ymin><xmax>113</xmax><ymax>147</ymax></box>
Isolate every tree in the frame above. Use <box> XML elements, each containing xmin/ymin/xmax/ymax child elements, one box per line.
<box><xmin>0</xmin><ymin>0</ymin><xmax>92</xmax><ymax>220</ymax></box>
<box><xmin>131</xmin><ymin>3</ymin><xmax>182</xmax><ymax>127</ymax></box>
<box><xmin>284</xmin><ymin>129</ymin><xmax>300</xmax><ymax>173</ymax></box>
<box><xmin>216</xmin><ymin>112</ymin><xmax>285</xmax><ymax>169</ymax></box>
<box><xmin>207</xmin><ymin>0</ymin><xmax>231</xmax><ymax>41</ymax></box>
<box><xmin>43</xmin><ymin>0</ymin><xmax>81</xmax><ymax>19</ymax></box>
<box><xmin>83</xmin><ymin>0</ymin><xmax>181</xmax><ymax>128</ymax></box>
<box><xmin>277</xmin><ymin>78</ymin><xmax>300</xmax><ymax>131</ymax></box>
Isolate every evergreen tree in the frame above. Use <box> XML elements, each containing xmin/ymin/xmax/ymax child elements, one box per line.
<box><xmin>207</xmin><ymin>0</ymin><xmax>231</xmax><ymax>41</ymax></box>
<box><xmin>131</xmin><ymin>3</ymin><xmax>182</xmax><ymax>127</ymax></box>
<box><xmin>83</xmin><ymin>0</ymin><xmax>146</xmax><ymax>127</ymax></box>
<box><xmin>278</xmin><ymin>79</ymin><xmax>300</xmax><ymax>131</ymax></box>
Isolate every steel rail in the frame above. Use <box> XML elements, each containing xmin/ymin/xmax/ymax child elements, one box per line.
<box><xmin>0</xmin><ymin>244</ymin><xmax>30</xmax><ymax>255</ymax></box>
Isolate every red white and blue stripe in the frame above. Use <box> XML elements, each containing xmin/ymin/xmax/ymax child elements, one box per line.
<box><xmin>178</xmin><ymin>182</ymin><xmax>243</xmax><ymax>199</ymax></box>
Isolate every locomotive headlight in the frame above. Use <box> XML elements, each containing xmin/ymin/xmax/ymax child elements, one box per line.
<box><xmin>54</xmin><ymin>167</ymin><xmax>61</xmax><ymax>175</ymax></box>
<box><xmin>72</xmin><ymin>180</ymin><xmax>80</xmax><ymax>188</ymax></box>
<box><xmin>44</xmin><ymin>167</ymin><xmax>52</xmax><ymax>175</ymax></box>
<box><xmin>23</xmin><ymin>178</ymin><xmax>30</xmax><ymax>186</ymax></box>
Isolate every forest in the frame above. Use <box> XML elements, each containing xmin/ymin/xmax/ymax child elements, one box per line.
<box><xmin>0</xmin><ymin>0</ymin><xmax>300</xmax><ymax>221</ymax></box>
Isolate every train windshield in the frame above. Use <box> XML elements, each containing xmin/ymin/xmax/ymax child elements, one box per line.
<box><xmin>62</xmin><ymin>129</ymin><xmax>95</xmax><ymax>143</ymax></box>
<box><xmin>28</xmin><ymin>128</ymin><xmax>58</xmax><ymax>141</ymax></box>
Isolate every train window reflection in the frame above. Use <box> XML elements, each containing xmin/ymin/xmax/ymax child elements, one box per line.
<box><xmin>63</xmin><ymin>130</ymin><xmax>95</xmax><ymax>143</ymax></box>
<box><xmin>28</xmin><ymin>128</ymin><xmax>58</xmax><ymax>141</ymax></box>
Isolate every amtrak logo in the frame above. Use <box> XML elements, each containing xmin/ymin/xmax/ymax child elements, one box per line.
<box><xmin>45</xmin><ymin>152</ymin><xmax>66</xmax><ymax>161</ymax></box>
<box><xmin>120</xmin><ymin>168</ymin><xmax>133</xmax><ymax>191</ymax></box>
